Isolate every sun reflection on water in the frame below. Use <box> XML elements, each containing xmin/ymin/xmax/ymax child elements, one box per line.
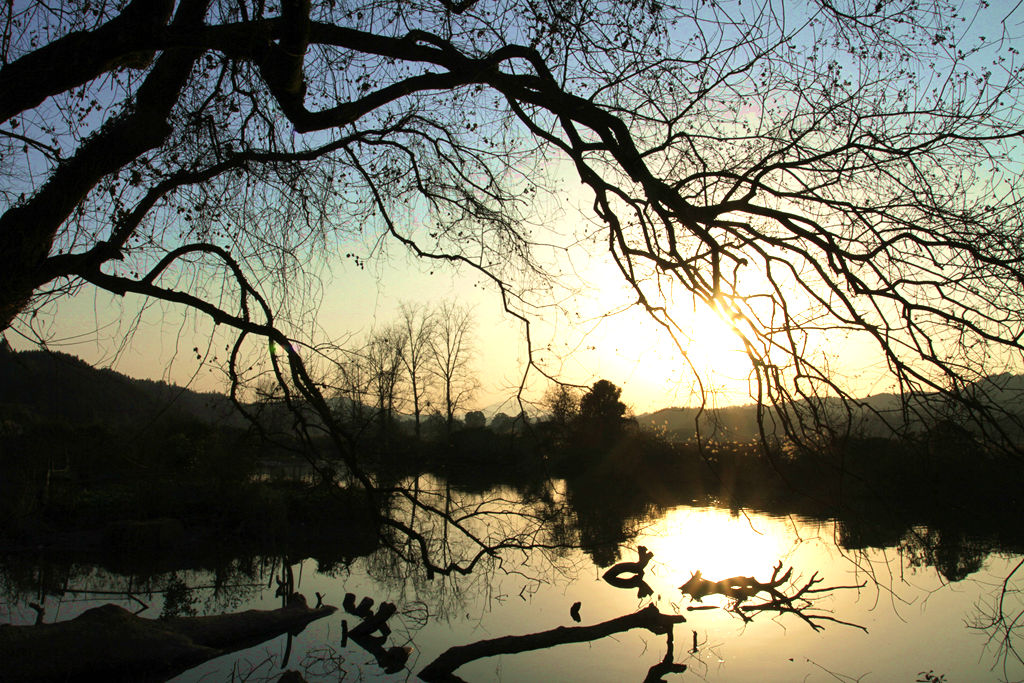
<box><xmin>636</xmin><ymin>507</ymin><xmax>793</xmax><ymax>590</ymax></box>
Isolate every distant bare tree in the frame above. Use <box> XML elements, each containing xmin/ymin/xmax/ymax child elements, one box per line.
<box><xmin>333</xmin><ymin>353</ymin><xmax>373</xmax><ymax>437</ymax></box>
<box><xmin>429</xmin><ymin>301</ymin><xmax>477</xmax><ymax>442</ymax></box>
<box><xmin>543</xmin><ymin>384</ymin><xmax>581</xmax><ymax>429</ymax></box>
<box><xmin>398</xmin><ymin>303</ymin><xmax>435</xmax><ymax>442</ymax></box>
<box><xmin>365</xmin><ymin>325</ymin><xmax>406</xmax><ymax>438</ymax></box>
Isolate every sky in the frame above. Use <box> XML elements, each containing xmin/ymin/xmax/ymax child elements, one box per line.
<box><xmin>7</xmin><ymin>0</ymin><xmax>1021</xmax><ymax>416</ymax></box>
<box><xmin>3</xmin><ymin>144</ymin><xmax>797</xmax><ymax>415</ymax></box>
<box><xmin>7</xmin><ymin>199</ymin><xmax>906</xmax><ymax>417</ymax></box>
<box><xmin>4</xmin><ymin>153</ymin><xmax>915</xmax><ymax>417</ymax></box>
<box><xmin>8</xmin><ymin>241</ymin><xmax>730</xmax><ymax>415</ymax></box>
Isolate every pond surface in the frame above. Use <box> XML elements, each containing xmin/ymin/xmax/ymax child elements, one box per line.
<box><xmin>2</xmin><ymin>477</ymin><xmax>1022</xmax><ymax>682</ymax></box>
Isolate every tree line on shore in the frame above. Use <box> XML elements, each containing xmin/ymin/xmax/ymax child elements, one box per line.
<box><xmin>2</xmin><ymin>338</ymin><xmax>1023</xmax><ymax>571</ymax></box>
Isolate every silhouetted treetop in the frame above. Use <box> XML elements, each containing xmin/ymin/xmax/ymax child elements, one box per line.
<box><xmin>464</xmin><ymin>410</ymin><xmax>486</xmax><ymax>430</ymax></box>
<box><xmin>579</xmin><ymin>380</ymin><xmax>627</xmax><ymax>427</ymax></box>
<box><xmin>543</xmin><ymin>384</ymin><xmax>581</xmax><ymax>428</ymax></box>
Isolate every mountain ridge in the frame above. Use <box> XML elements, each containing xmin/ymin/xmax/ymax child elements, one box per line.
<box><xmin>0</xmin><ymin>347</ymin><xmax>237</xmax><ymax>427</ymax></box>
<box><xmin>4</xmin><ymin>347</ymin><xmax>1022</xmax><ymax>440</ymax></box>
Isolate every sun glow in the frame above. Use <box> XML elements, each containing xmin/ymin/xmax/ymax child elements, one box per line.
<box><xmin>555</xmin><ymin>299</ymin><xmax>759</xmax><ymax>411</ymax></box>
<box><xmin>680</xmin><ymin>304</ymin><xmax>753</xmax><ymax>394</ymax></box>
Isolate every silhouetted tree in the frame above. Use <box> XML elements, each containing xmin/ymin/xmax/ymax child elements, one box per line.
<box><xmin>2</xmin><ymin>0</ymin><xmax>1023</xmax><ymax>458</ymax></box>
<box><xmin>333</xmin><ymin>353</ymin><xmax>373</xmax><ymax>435</ymax></box>
<box><xmin>543</xmin><ymin>384</ymin><xmax>581</xmax><ymax>428</ymax></box>
<box><xmin>429</xmin><ymin>301</ymin><xmax>477</xmax><ymax>442</ymax></box>
<box><xmin>464</xmin><ymin>410</ymin><xmax>486</xmax><ymax>430</ymax></box>
<box><xmin>541</xmin><ymin>383</ymin><xmax>581</xmax><ymax>446</ymax></box>
<box><xmin>365</xmin><ymin>325</ymin><xmax>406</xmax><ymax>438</ymax></box>
<box><xmin>579</xmin><ymin>380</ymin><xmax>627</xmax><ymax>428</ymax></box>
<box><xmin>398</xmin><ymin>303</ymin><xmax>435</xmax><ymax>442</ymax></box>
<box><xmin>423</xmin><ymin>410</ymin><xmax>448</xmax><ymax>442</ymax></box>
<box><xmin>490</xmin><ymin>412</ymin><xmax>514</xmax><ymax>434</ymax></box>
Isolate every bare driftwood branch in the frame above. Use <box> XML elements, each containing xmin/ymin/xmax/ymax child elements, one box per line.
<box><xmin>418</xmin><ymin>603</ymin><xmax>684</xmax><ymax>682</ymax></box>
<box><xmin>681</xmin><ymin>561</ymin><xmax>867</xmax><ymax>632</ymax></box>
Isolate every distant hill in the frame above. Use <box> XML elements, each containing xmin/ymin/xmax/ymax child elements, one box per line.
<box><xmin>4</xmin><ymin>346</ymin><xmax>1022</xmax><ymax>442</ymax></box>
<box><xmin>638</xmin><ymin>375</ymin><xmax>1024</xmax><ymax>441</ymax></box>
<box><xmin>0</xmin><ymin>347</ymin><xmax>238</xmax><ymax>427</ymax></box>
<box><xmin>0</xmin><ymin>348</ymin><xmax>408</xmax><ymax>435</ymax></box>
<box><xmin>639</xmin><ymin>395</ymin><xmax>910</xmax><ymax>441</ymax></box>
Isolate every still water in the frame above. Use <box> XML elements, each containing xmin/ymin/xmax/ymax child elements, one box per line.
<box><xmin>2</xmin><ymin>479</ymin><xmax>1022</xmax><ymax>682</ymax></box>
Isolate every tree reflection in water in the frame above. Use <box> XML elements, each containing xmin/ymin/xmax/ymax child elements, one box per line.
<box><xmin>969</xmin><ymin>556</ymin><xmax>1024</xmax><ymax>681</ymax></box>
<box><xmin>0</xmin><ymin>554</ymin><xmax>269</xmax><ymax>626</ymax></box>
<box><xmin>365</xmin><ymin>475</ymin><xmax>588</xmax><ymax>621</ymax></box>
<box><xmin>899</xmin><ymin>527</ymin><xmax>990</xmax><ymax>583</ymax></box>
<box><xmin>2</xmin><ymin>472</ymin><xmax>1024</xmax><ymax>680</ymax></box>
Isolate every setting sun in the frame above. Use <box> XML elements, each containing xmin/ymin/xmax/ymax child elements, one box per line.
<box><xmin>563</xmin><ymin>299</ymin><xmax>757</xmax><ymax>410</ymax></box>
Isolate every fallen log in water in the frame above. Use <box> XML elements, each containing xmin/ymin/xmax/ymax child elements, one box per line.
<box><xmin>419</xmin><ymin>603</ymin><xmax>684</xmax><ymax>682</ymax></box>
<box><xmin>0</xmin><ymin>593</ymin><xmax>335</xmax><ymax>682</ymax></box>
